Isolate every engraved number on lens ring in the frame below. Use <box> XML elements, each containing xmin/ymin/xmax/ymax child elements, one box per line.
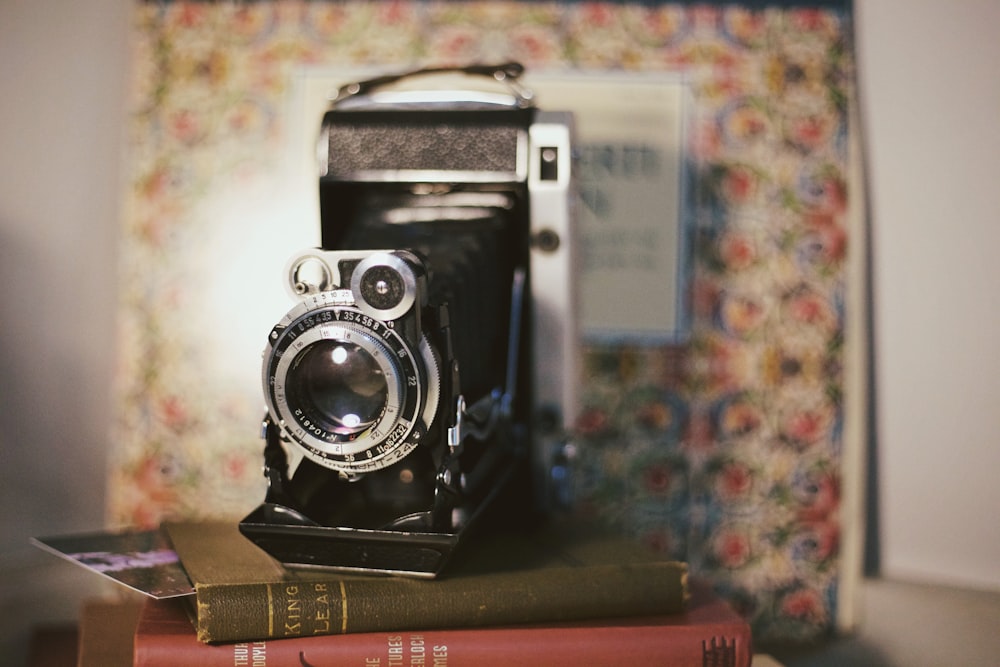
<box><xmin>267</xmin><ymin>312</ymin><xmax>423</xmax><ymax>472</ymax></box>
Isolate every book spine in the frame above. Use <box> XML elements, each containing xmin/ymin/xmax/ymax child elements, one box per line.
<box><xmin>194</xmin><ymin>561</ymin><xmax>687</xmax><ymax>642</ymax></box>
<box><xmin>137</xmin><ymin>621</ymin><xmax>752</xmax><ymax>667</ymax></box>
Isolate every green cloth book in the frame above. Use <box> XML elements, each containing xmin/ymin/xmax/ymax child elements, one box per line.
<box><xmin>165</xmin><ymin>521</ymin><xmax>688</xmax><ymax>643</ymax></box>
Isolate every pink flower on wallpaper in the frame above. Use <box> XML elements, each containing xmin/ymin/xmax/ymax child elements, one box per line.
<box><xmin>576</xmin><ymin>3</ymin><xmax>617</xmax><ymax>28</ymax></box>
<box><xmin>716</xmin><ymin>461</ymin><xmax>754</xmax><ymax>501</ymax></box>
<box><xmin>720</xmin><ymin>164</ymin><xmax>760</xmax><ymax>205</ymax></box>
<box><xmin>642</xmin><ymin>461</ymin><xmax>675</xmax><ymax>495</ymax></box>
<box><xmin>168</xmin><ymin>108</ymin><xmax>204</xmax><ymax>145</ymax></box>
<box><xmin>781</xmin><ymin>408</ymin><xmax>828</xmax><ymax>448</ymax></box>
<box><xmin>786</xmin><ymin>114</ymin><xmax>835</xmax><ymax>152</ymax></box>
<box><xmin>168</xmin><ymin>3</ymin><xmax>209</xmax><ymax>30</ymax></box>
<box><xmin>786</xmin><ymin>290</ymin><xmax>822</xmax><ymax>322</ymax></box>
<box><xmin>801</xmin><ymin>223</ymin><xmax>847</xmax><ymax>265</ymax></box>
<box><xmin>804</xmin><ymin>174</ymin><xmax>848</xmax><ymax>217</ymax></box>
<box><xmin>780</xmin><ymin>586</ymin><xmax>827</xmax><ymax>623</ymax></box>
<box><xmin>223</xmin><ymin>452</ymin><xmax>250</xmax><ymax>482</ymax></box>
<box><xmin>158</xmin><ymin>396</ymin><xmax>190</xmax><ymax>432</ymax></box>
<box><xmin>784</xmin><ymin>287</ymin><xmax>835</xmax><ymax>328</ymax></box>
<box><xmin>714</xmin><ymin>526</ymin><xmax>752</xmax><ymax>569</ymax></box>
<box><xmin>639</xmin><ymin>7</ymin><xmax>687</xmax><ymax>43</ymax></box>
<box><xmin>510</xmin><ymin>27</ymin><xmax>561</xmax><ymax>65</ymax></box>
<box><xmin>718</xmin><ymin>230</ymin><xmax>758</xmax><ymax>271</ymax></box>
<box><xmin>789</xmin><ymin>8</ymin><xmax>841</xmax><ymax>37</ymax></box>
<box><xmin>225</xmin><ymin>97</ymin><xmax>271</xmax><ymax>134</ymax></box>
<box><xmin>375</xmin><ymin>0</ymin><xmax>412</xmax><ymax>24</ymax></box>
<box><xmin>689</xmin><ymin>4</ymin><xmax>722</xmax><ymax>31</ymax></box>
<box><xmin>796</xmin><ymin>471</ymin><xmax>840</xmax><ymax>523</ymax></box>
<box><xmin>799</xmin><ymin>520</ymin><xmax>840</xmax><ymax>563</ymax></box>
<box><xmin>431</xmin><ymin>28</ymin><xmax>481</xmax><ymax>61</ymax></box>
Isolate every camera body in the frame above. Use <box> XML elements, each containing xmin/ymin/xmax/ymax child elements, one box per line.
<box><xmin>240</xmin><ymin>64</ymin><xmax>577</xmax><ymax>576</ymax></box>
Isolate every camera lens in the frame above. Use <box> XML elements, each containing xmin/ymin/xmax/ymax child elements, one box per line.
<box><xmin>286</xmin><ymin>340</ymin><xmax>388</xmax><ymax>436</ymax></box>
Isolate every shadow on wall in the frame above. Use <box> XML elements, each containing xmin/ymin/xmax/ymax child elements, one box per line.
<box><xmin>0</xmin><ymin>226</ymin><xmax>109</xmax><ymax>555</ymax></box>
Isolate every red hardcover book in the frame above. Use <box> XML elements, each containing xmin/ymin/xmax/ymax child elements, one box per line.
<box><xmin>134</xmin><ymin>582</ymin><xmax>752</xmax><ymax>667</ymax></box>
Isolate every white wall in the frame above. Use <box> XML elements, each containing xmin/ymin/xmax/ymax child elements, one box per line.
<box><xmin>0</xmin><ymin>0</ymin><xmax>132</xmax><ymax>661</ymax></box>
<box><xmin>856</xmin><ymin>0</ymin><xmax>1000</xmax><ymax>590</ymax></box>
<box><xmin>0</xmin><ymin>0</ymin><xmax>130</xmax><ymax>551</ymax></box>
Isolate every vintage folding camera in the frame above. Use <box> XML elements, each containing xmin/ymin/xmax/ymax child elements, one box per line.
<box><xmin>240</xmin><ymin>63</ymin><xmax>577</xmax><ymax>576</ymax></box>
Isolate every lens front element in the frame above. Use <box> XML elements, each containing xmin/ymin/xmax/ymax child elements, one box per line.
<box><xmin>264</xmin><ymin>302</ymin><xmax>435</xmax><ymax>475</ymax></box>
<box><xmin>286</xmin><ymin>340</ymin><xmax>388</xmax><ymax>436</ymax></box>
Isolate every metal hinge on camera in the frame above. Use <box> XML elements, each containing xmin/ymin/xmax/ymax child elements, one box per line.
<box><xmin>446</xmin><ymin>393</ymin><xmax>503</xmax><ymax>454</ymax></box>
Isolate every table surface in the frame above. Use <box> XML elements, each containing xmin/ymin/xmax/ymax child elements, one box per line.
<box><xmin>768</xmin><ymin>578</ymin><xmax>1000</xmax><ymax>666</ymax></box>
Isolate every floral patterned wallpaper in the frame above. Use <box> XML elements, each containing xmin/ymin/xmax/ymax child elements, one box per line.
<box><xmin>110</xmin><ymin>1</ymin><xmax>854</xmax><ymax>643</ymax></box>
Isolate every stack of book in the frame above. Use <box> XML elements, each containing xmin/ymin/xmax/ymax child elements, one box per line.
<box><xmin>56</xmin><ymin>522</ymin><xmax>753</xmax><ymax>666</ymax></box>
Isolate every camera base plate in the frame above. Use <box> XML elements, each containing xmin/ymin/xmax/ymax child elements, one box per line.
<box><xmin>239</xmin><ymin>508</ymin><xmax>461</xmax><ymax>577</ymax></box>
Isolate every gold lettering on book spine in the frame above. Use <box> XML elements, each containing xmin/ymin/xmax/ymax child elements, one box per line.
<box><xmin>266</xmin><ymin>583</ymin><xmax>275</xmax><ymax>637</ymax></box>
<box><xmin>313</xmin><ymin>583</ymin><xmax>332</xmax><ymax>634</ymax></box>
<box><xmin>339</xmin><ymin>580</ymin><xmax>348</xmax><ymax>633</ymax></box>
<box><xmin>285</xmin><ymin>585</ymin><xmax>303</xmax><ymax>636</ymax></box>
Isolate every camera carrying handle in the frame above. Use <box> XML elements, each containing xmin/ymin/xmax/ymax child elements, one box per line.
<box><xmin>331</xmin><ymin>61</ymin><xmax>534</xmax><ymax>108</ymax></box>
